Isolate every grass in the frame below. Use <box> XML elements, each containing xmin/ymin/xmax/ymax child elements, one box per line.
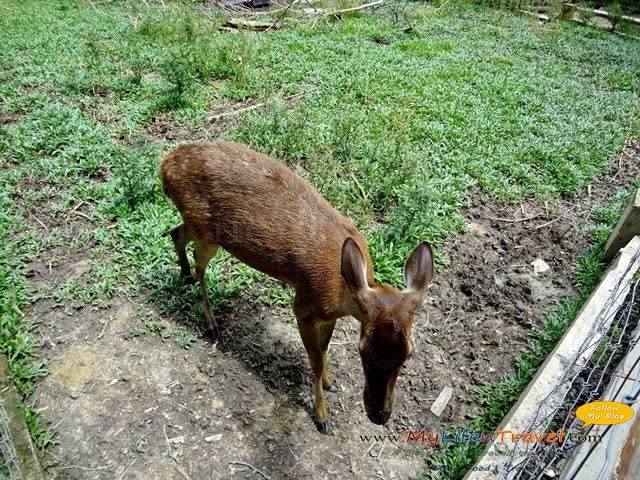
<box><xmin>0</xmin><ymin>0</ymin><xmax>639</xmax><ymax>471</ymax></box>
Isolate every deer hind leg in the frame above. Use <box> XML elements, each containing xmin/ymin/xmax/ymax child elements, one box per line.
<box><xmin>294</xmin><ymin>305</ymin><xmax>338</xmax><ymax>434</ymax></box>
<box><xmin>194</xmin><ymin>241</ymin><xmax>221</xmax><ymax>340</ymax></box>
<box><xmin>169</xmin><ymin>223</ymin><xmax>196</xmax><ymax>284</ymax></box>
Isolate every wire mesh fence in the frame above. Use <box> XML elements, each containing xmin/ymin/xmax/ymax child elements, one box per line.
<box><xmin>491</xmin><ymin>249</ymin><xmax>640</xmax><ymax>480</ymax></box>
<box><xmin>0</xmin><ymin>398</ymin><xmax>20</xmax><ymax>480</ymax></box>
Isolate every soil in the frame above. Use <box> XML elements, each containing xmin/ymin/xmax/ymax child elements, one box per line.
<box><xmin>26</xmin><ymin>142</ymin><xmax>640</xmax><ymax>480</ymax></box>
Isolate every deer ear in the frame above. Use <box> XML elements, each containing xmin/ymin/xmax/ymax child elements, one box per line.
<box><xmin>341</xmin><ymin>237</ymin><xmax>370</xmax><ymax>295</ymax></box>
<box><xmin>403</xmin><ymin>242</ymin><xmax>434</xmax><ymax>299</ymax></box>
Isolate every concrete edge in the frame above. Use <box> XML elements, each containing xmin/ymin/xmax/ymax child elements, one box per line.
<box><xmin>0</xmin><ymin>354</ymin><xmax>45</xmax><ymax>480</ymax></box>
<box><xmin>604</xmin><ymin>189</ymin><xmax>640</xmax><ymax>262</ymax></box>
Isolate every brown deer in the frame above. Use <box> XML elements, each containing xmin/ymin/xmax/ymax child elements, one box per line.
<box><xmin>161</xmin><ymin>141</ymin><xmax>434</xmax><ymax>433</ymax></box>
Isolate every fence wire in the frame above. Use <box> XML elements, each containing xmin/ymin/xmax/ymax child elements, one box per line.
<box><xmin>494</xmin><ymin>250</ymin><xmax>640</xmax><ymax>480</ymax></box>
<box><xmin>0</xmin><ymin>398</ymin><xmax>19</xmax><ymax>480</ymax></box>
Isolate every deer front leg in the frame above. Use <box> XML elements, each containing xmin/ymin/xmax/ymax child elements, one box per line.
<box><xmin>296</xmin><ymin>314</ymin><xmax>338</xmax><ymax>434</ymax></box>
<box><xmin>319</xmin><ymin>320</ymin><xmax>338</xmax><ymax>392</ymax></box>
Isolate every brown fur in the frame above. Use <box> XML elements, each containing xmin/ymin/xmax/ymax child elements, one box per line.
<box><xmin>161</xmin><ymin>141</ymin><xmax>434</xmax><ymax>433</ymax></box>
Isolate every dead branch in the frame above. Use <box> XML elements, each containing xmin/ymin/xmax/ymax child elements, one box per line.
<box><xmin>73</xmin><ymin>210</ymin><xmax>92</xmax><ymax>221</ymax></box>
<box><xmin>487</xmin><ymin>214</ymin><xmax>542</xmax><ymax>223</ymax></box>
<box><xmin>57</xmin><ymin>465</ymin><xmax>113</xmax><ymax>472</ymax></box>
<box><xmin>207</xmin><ymin>89</ymin><xmax>314</xmax><ymax>121</ymax></box>
<box><xmin>267</xmin><ymin>0</ymin><xmax>303</xmax><ymax>30</ymax></box>
<box><xmin>163</xmin><ymin>425</ymin><xmax>191</xmax><ymax>480</ymax></box>
<box><xmin>224</xmin><ymin>18</ymin><xmax>280</xmax><ymax>31</ymax></box>
<box><xmin>209</xmin><ymin>102</ymin><xmax>264</xmax><ymax>120</ymax></box>
<box><xmin>230</xmin><ymin>461</ymin><xmax>271</xmax><ymax>480</ymax></box>
<box><xmin>535</xmin><ymin>204</ymin><xmax>579</xmax><ymax>230</ymax></box>
<box><xmin>322</xmin><ymin>0</ymin><xmax>384</xmax><ymax>17</ymax></box>
<box><xmin>88</xmin><ymin>317</ymin><xmax>110</xmax><ymax>344</ymax></box>
<box><xmin>435</xmin><ymin>0</ymin><xmax>450</xmax><ymax>14</ymax></box>
<box><xmin>31</xmin><ymin>214</ymin><xmax>49</xmax><ymax>232</ymax></box>
<box><xmin>362</xmin><ymin>441</ymin><xmax>377</xmax><ymax>458</ymax></box>
<box><xmin>9</xmin><ymin>292</ymin><xmax>24</xmax><ymax>318</ymax></box>
<box><xmin>376</xmin><ymin>438</ymin><xmax>387</xmax><ymax>459</ymax></box>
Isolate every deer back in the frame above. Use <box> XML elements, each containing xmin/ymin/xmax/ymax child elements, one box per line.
<box><xmin>161</xmin><ymin>141</ymin><xmax>374</xmax><ymax>316</ymax></box>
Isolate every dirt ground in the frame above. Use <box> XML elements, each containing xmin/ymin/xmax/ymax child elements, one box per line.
<box><xmin>27</xmin><ymin>142</ymin><xmax>639</xmax><ymax>480</ymax></box>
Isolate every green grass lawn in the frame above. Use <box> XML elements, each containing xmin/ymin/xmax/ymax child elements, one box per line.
<box><xmin>0</xmin><ymin>0</ymin><xmax>639</xmax><ymax>474</ymax></box>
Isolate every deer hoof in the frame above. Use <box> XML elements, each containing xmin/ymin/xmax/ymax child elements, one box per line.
<box><xmin>315</xmin><ymin>420</ymin><xmax>331</xmax><ymax>434</ymax></box>
<box><xmin>208</xmin><ymin>326</ymin><xmax>223</xmax><ymax>341</ymax></box>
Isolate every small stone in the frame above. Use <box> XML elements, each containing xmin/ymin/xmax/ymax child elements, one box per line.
<box><xmin>70</xmin><ymin>391</ymin><xmax>79</xmax><ymax>399</ymax></box>
<box><xmin>430</xmin><ymin>386</ymin><xmax>453</xmax><ymax>417</ymax></box>
<box><xmin>205</xmin><ymin>434</ymin><xmax>223</xmax><ymax>443</ymax></box>
<box><xmin>531</xmin><ymin>258</ymin><xmax>551</xmax><ymax>275</ymax></box>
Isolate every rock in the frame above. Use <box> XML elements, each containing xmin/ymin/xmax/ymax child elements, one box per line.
<box><xmin>531</xmin><ymin>258</ymin><xmax>551</xmax><ymax>275</ymax></box>
<box><xmin>205</xmin><ymin>434</ymin><xmax>223</xmax><ymax>443</ymax></box>
<box><xmin>430</xmin><ymin>386</ymin><xmax>453</xmax><ymax>417</ymax></box>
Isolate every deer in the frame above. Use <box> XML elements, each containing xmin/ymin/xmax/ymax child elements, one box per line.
<box><xmin>161</xmin><ymin>141</ymin><xmax>434</xmax><ymax>434</ymax></box>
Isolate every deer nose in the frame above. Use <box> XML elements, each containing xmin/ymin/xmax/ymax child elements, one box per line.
<box><xmin>367</xmin><ymin>410</ymin><xmax>391</xmax><ymax>425</ymax></box>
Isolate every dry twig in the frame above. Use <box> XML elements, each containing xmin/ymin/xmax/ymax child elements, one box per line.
<box><xmin>57</xmin><ymin>465</ymin><xmax>113</xmax><ymax>472</ymax></box>
<box><xmin>267</xmin><ymin>0</ymin><xmax>303</xmax><ymax>30</ymax></box>
<box><xmin>435</xmin><ymin>0</ymin><xmax>450</xmax><ymax>13</ymax></box>
<box><xmin>31</xmin><ymin>214</ymin><xmax>49</xmax><ymax>232</ymax></box>
<box><xmin>225</xmin><ymin>18</ymin><xmax>280</xmax><ymax>30</ymax></box>
<box><xmin>362</xmin><ymin>441</ymin><xmax>377</xmax><ymax>458</ymax></box>
<box><xmin>9</xmin><ymin>292</ymin><xmax>24</xmax><ymax>317</ymax></box>
<box><xmin>487</xmin><ymin>214</ymin><xmax>542</xmax><ymax>223</ymax></box>
<box><xmin>208</xmin><ymin>89</ymin><xmax>313</xmax><ymax>121</ymax></box>
<box><xmin>88</xmin><ymin>317</ymin><xmax>110</xmax><ymax>344</ymax></box>
<box><xmin>230</xmin><ymin>461</ymin><xmax>272</xmax><ymax>480</ymax></box>
<box><xmin>377</xmin><ymin>438</ymin><xmax>387</xmax><ymax>460</ymax></box>
<box><xmin>325</xmin><ymin>0</ymin><xmax>384</xmax><ymax>17</ymax></box>
<box><xmin>535</xmin><ymin>204</ymin><xmax>579</xmax><ymax>230</ymax></box>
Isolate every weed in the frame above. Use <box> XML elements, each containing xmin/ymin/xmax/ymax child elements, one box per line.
<box><xmin>173</xmin><ymin>326</ymin><xmax>201</xmax><ymax>349</ymax></box>
<box><xmin>133</xmin><ymin>309</ymin><xmax>166</xmax><ymax>337</ymax></box>
<box><xmin>259</xmin><ymin>283</ymin><xmax>295</xmax><ymax>307</ymax></box>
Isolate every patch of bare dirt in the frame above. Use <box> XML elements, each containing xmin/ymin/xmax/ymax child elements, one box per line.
<box><xmin>145</xmin><ymin>90</ymin><xmax>313</xmax><ymax>145</ymax></box>
<box><xmin>0</xmin><ymin>112</ymin><xmax>22</xmax><ymax>126</ymax></box>
<box><xmin>28</xmin><ymin>143</ymin><xmax>640</xmax><ymax>479</ymax></box>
